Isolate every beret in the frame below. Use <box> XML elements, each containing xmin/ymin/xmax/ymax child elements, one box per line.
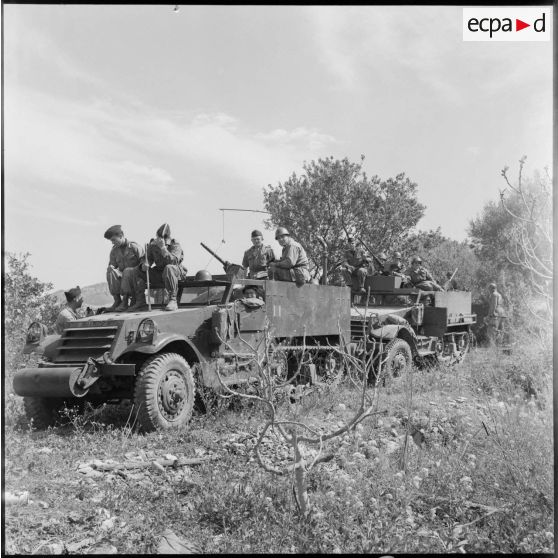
<box><xmin>104</xmin><ymin>225</ymin><xmax>123</xmax><ymax>239</ymax></box>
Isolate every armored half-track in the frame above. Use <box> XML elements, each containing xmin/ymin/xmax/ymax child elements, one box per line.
<box><xmin>14</xmin><ymin>273</ymin><xmax>475</xmax><ymax>431</ymax></box>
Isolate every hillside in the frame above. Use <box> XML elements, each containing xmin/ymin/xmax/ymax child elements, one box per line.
<box><xmin>52</xmin><ymin>282</ymin><xmax>113</xmax><ymax>306</ymax></box>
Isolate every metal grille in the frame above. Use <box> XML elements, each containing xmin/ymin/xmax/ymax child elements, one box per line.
<box><xmin>55</xmin><ymin>326</ymin><xmax>118</xmax><ymax>363</ymax></box>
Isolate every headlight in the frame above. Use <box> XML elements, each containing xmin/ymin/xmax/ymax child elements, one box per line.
<box><xmin>27</xmin><ymin>322</ymin><xmax>44</xmax><ymax>343</ymax></box>
<box><xmin>137</xmin><ymin>319</ymin><xmax>156</xmax><ymax>343</ymax></box>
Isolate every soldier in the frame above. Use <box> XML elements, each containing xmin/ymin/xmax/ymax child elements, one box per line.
<box><xmin>268</xmin><ymin>227</ymin><xmax>310</xmax><ymax>286</ymax></box>
<box><xmin>54</xmin><ymin>286</ymin><xmax>83</xmax><ymax>334</ymax></box>
<box><xmin>384</xmin><ymin>251</ymin><xmax>411</xmax><ymax>286</ymax></box>
<box><xmin>104</xmin><ymin>225</ymin><xmax>144</xmax><ymax>312</ymax></box>
<box><xmin>370</xmin><ymin>252</ymin><xmax>388</xmax><ymax>276</ymax></box>
<box><xmin>342</xmin><ymin>237</ymin><xmax>369</xmax><ymax>295</ymax></box>
<box><xmin>241</xmin><ymin>230</ymin><xmax>276</xmax><ymax>279</ymax></box>
<box><xmin>487</xmin><ymin>282</ymin><xmax>505</xmax><ymax>344</ymax></box>
<box><xmin>123</xmin><ymin>223</ymin><xmax>188</xmax><ymax>312</ymax></box>
<box><xmin>444</xmin><ymin>271</ymin><xmax>458</xmax><ymax>291</ymax></box>
<box><xmin>408</xmin><ymin>256</ymin><xmax>443</xmax><ymax>291</ymax></box>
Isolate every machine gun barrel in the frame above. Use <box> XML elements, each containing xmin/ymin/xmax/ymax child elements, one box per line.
<box><xmin>200</xmin><ymin>242</ymin><xmax>227</xmax><ymax>267</ymax></box>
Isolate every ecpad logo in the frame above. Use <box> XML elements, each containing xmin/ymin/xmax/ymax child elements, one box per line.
<box><xmin>463</xmin><ymin>8</ymin><xmax>551</xmax><ymax>41</ymax></box>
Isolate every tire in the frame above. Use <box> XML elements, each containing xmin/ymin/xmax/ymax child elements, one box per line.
<box><xmin>23</xmin><ymin>397</ymin><xmax>82</xmax><ymax>429</ymax></box>
<box><xmin>133</xmin><ymin>352</ymin><xmax>195</xmax><ymax>432</ymax></box>
<box><xmin>382</xmin><ymin>338</ymin><xmax>413</xmax><ymax>378</ymax></box>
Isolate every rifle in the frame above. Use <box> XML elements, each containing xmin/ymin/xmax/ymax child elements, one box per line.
<box><xmin>443</xmin><ymin>267</ymin><xmax>458</xmax><ymax>290</ymax></box>
<box><xmin>145</xmin><ymin>243</ymin><xmax>151</xmax><ymax>311</ymax></box>
<box><xmin>354</xmin><ymin>238</ymin><xmax>385</xmax><ymax>270</ymax></box>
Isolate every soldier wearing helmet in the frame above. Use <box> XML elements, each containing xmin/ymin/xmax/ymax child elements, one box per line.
<box><xmin>342</xmin><ymin>236</ymin><xmax>368</xmax><ymax>295</ymax></box>
<box><xmin>104</xmin><ymin>225</ymin><xmax>144</xmax><ymax>312</ymax></box>
<box><xmin>122</xmin><ymin>223</ymin><xmax>188</xmax><ymax>312</ymax></box>
<box><xmin>383</xmin><ymin>251</ymin><xmax>411</xmax><ymax>285</ymax></box>
<box><xmin>241</xmin><ymin>230</ymin><xmax>276</xmax><ymax>279</ymax></box>
<box><xmin>407</xmin><ymin>256</ymin><xmax>443</xmax><ymax>291</ymax></box>
<box><xmin>268</xmin><ymin>227</ymin><xmax>310</xmax><ymax>286</ymax></box>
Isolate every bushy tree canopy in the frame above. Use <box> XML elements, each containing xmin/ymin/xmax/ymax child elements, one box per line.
<box><xmin>4</xmin><ymin>253</ymin><xmax>62</xmax><ymax>372</ymax></box>
<box><xmin>263</xmin><ymin>157</ymin><xmax>425</xmax><ymax>277</ymax></box>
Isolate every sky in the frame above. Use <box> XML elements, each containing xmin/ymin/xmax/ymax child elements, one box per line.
<box><xmin>3</xmin><ymin>5</ymin><xmax>553</xmax><ymax>290</ymax></box>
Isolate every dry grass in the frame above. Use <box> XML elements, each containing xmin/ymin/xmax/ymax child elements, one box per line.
<box><xmin>3</xmin><ymin>339</ymin><xmax>554</xmax><ymax>554</ymax></box>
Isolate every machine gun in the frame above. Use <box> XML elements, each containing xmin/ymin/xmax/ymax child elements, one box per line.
<box><xmin>200</xmin><ymin>242</ymin><xmax>245</xmax><ymax>279</ymax></box>
<box><xmin>354</xmin><ymin>238</ymin><xmax>385</xmax><ymax>270</ymax></box>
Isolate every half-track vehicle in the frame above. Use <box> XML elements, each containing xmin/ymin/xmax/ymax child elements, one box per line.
<box><xmin>14</xmin><ymin>272</ymin><xmax>475</xmax><ymax>431</ymax></box>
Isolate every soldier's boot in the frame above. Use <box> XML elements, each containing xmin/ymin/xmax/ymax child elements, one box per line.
<box><xmin>127</xmin><ymin>292</ymin><xmax>148</xmax><ymax>313</ymax></box>
<box><xmin>114</xmin><ymin>297</ymin><xmax>130</xmax><ymax>312</ymax></box>
<box><xmin>163</xmin><ymin>293</ymin><xmax>178</xmax><ymax>312</ymax></box>
<box><xmin>106</xmin><ymin>295</ymin><xmax>122</xmax><ymax>312</ymax></box>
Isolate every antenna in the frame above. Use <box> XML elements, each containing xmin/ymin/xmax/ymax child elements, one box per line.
<box><xmin>218</xmin><ymin>208</ymin><xmax>271</xmax><ymax>244</ymax></box>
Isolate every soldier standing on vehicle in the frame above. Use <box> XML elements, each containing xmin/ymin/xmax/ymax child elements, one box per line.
<box><xmin>123</xmin><ymin>223</ymin><xmax>188</xmax><ymax>312</ymax></box>
<box><xmin>54</xmin><ymin>286</ymin><xmax>84</xmax><ymax>334</ymax></box>
<box><xmin>444</xmin><ymin>271</ymin><xmax>458</xmax><ymax>291</ymax></box>
<box><xmin>241</xmin><ymin>230</ymin><xmax>276</xmax><ymax>279</ymax></box>
<box><xmin>408</xmin><ymin>256</ymin><xmax>443</xmax><ymax>291</ymax></box>
<box><xmin>268</xmin><ymin>227</ymin><xmax>310</xmax><ymax>286</ymax></box>
<box><xmin>487</xmin><ymin>282</ymin><xmax>505</xmax><ymax>344</ymax></box>
<box><xmin>104</xmin><ymin>225</ymin><xmax>144</xmax><ymax>312</ymax></box>
<box><xmin>342</xmin><ymin>236</ymin><xmax>369</xmax><ymax>294</ymax></box>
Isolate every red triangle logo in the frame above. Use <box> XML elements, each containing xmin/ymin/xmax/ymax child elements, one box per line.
<box><xmin>516</xmin><ymin>19</ymin><xmax>530</xmax><ymax>31</ymax></box>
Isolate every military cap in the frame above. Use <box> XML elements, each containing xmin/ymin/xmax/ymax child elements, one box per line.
<box><xmin>275</xmin><ymin>226</ymin><xmax>290</xmax><ymax>239</ymax></box>
<box><xmin>64</xmin><ymin>286</ymin><xmax>81</xmax><ymax>302</ymax></box>
<box><xmin>104</xmin><ymin>225</ymin><xmax>123</xmax><ymax>239</ymax></box>
<box><xmin>251</xmin><ymin>230</ymin><xmax>263</xmax><ymax>238</ymax></box>
<box><xmin>156</xmin><ymin>223</ymin><xmax>171</xmax><ymax>239</ymax></box>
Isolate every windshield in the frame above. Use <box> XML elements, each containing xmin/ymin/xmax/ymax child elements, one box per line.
<box><xmin>179</xmin><ymin>286</ymin><xmax>227</xmax><ymax>305</ymax></box>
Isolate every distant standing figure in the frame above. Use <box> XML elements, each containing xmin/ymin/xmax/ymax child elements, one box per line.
<box><xmin>55</xmin><ymin>286</ymin><xmax>83</xmax><ymax>334</ymax></box>
<box><xmin>487</xmin><ymin>283</ymin><xmax>505</xmax><ymax>344</ymax></box>
<box><xmin>104</xmin><ymin>225</ymin><xmax>144</xmax><ymax>312</ymax></box>
<box><xmin>242</xmin><ymin>230</ymin><xmax>276</xmax><ymax>279</ymax></box>
<box><xmin>268</xmin><ymin>227</ymin><xmax>310</xmax><ymax>286</ymax></box>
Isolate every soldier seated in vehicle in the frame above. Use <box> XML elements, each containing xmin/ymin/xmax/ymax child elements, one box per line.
<box><xmin>54</xmin><ymin>287</ymin><xmax>84</xmax><ymax>334</ymax></box>
<box><xmin>407</xmin><ymin>256</ymin><xmax>443</xmax><ymax>292</ymax></box>
<box><xmin>239</xmin><ymin>285</ymin><xmax>265</xmax><ymax>308</ymax></box>
<box><xmin>268</xmin><ymin>227</ymin><xmax>311</xmax><ymax>286</ymax></box>
<box><xmin>122</xmin><ymin>223</ymin><xmax>188</xmax><ymax>312</ymax></box>
<box><xmin>384</xmin><ymin>251</ymin><xmax>412</xmax><ymax>287</ymax></box>
<box><xmin>342</xmin><ymin>236</ymin><xmax>369</xmax><ymax>295</ymax></box>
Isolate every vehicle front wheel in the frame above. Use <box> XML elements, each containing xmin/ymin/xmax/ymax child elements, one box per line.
<box><xmin>133</xmin><ymin>352</ymin><xmax>195</xmax><ymax>432</ymax></box>
<box><xmin>381</xmin><ymin>338</ymin><xmax>413</xmax><ymax>380</ymax></box>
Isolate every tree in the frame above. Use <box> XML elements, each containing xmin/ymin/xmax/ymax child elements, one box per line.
<box><xmin>468</xmin><ymin>157</ymin><xmax>552</xmax><ymax>329</ymax></box>
<box><xmin>263</xmin><ymin>157</ymin><xmax>425</xmax><ymax>278</ymax></box>
<box><xmin>4</xmin><ymin>253</ymin><xmax>62</xmax><ymax>373</ymax></box>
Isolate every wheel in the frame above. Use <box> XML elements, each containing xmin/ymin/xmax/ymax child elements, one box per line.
<box><xmin>381</xmin><ymin>338</ymin><xmax>413</xmax><ymax>379</ymax></box>
<box><xmin>23</xmin><ymin>397</ymin><xmax>83</xmax><ymax>429</ymax></box>
<box><xmin>133</xmin><ymin>353</ymin><xmax>195</xmax><ymax>432</ymax></box>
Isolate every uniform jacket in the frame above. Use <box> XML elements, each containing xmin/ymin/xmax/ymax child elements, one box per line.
<box><xmin>242</xmin><ymin>245</ymin><xmax>275</xmax><ymax>276</ymax></box>
<box><xmin>408</xmin><ymin>265</ymin><xmax>434</xmax><ymax>284</ymax></box>
<box><xmin>109</xmin><ymin>239</ymin><xmax>144</xmax><ymax>272</ymax></box>
<box><xmin>344</xmin><ymin>246</ymin><xmax>366</xmax><ymax>269</ymax></box>
<box><xmin>147</xmin><ymin>238</ymin><xmax>185</xmax><ymax>270</ymax></box>
<box><xmin>275</xmin><ymin>239</ymin><xmax>309</xmax><ymax>270</ymax></box>
<box><xmin>55</xmin><ymin>306</ymin><xmax>79</xmax><ymax>334</ymax></box>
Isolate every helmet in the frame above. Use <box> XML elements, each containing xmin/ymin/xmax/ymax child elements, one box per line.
<box><xmin>275</xmin><ymin>226</ymin><xmax>290</xmax><ymax>239</ymax></box>
<box><xmin>488</xmin><ymin>282</ymin><xmax>497</xmax><ymax>289</ymax></box>
<box><xmin>393</xmin><ymin>251</ymin><xmax>402</xmax><ymax>259</ymax></box>
<box><xmin>412</xmin><ymin>256</ymin><xmax>422</xmax><ymax>264</ymax></box>
<box><xmin>195</xmin><ymin>270</ymin><xmax>212</xmax><ymax>281</ymax></box>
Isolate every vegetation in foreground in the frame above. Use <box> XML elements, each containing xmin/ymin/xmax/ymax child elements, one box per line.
<box><xmin>3</xmin><ymin>340</ymin><xmax>553</xmax><ymax>555</ymax></box>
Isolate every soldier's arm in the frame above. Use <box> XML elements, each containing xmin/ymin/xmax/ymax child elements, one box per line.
<box><xmin>108</xmin><ymin>246</ymin><xmax>117</xmax><ymax>267</ymax></box>
<box><xmin>132</xmin><ymin>242</ymin><xmax>145</xmax><ymax>261</ymax></box>
<box><xmin>266</xmin><ymin>247</ymin><xmax>276</xmax><ymax>264</ymax></box>
<box><xmin>275</xmin><ymin>245</ymin><xmax>297</xmax><ymax>268</ymax></box>
<box><xmin>160</xmin><ymin>242</ymin><xmax>183</xmax><ymax>265</ymax></box>
<box><xmin>242</xmin><ymin>250</ymin><xmax>250</xmax><ymax>269</ymax></box>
